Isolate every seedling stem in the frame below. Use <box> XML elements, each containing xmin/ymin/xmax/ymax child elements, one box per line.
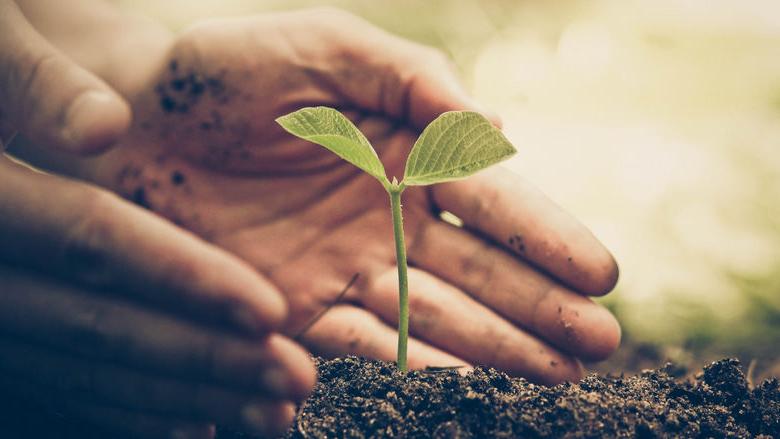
<box><xmin>388</xmin><ymin>182</ymin><xmax>409</xmax><ymax>371</ymax></box>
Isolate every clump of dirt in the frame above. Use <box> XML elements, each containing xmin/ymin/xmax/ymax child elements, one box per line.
<box><xmin>155</xmin><ymin>59</ymin><xmax>230</xmax><ymax>114</ymax></box>
<box><xmin>219</xmin><ymin>357</ymin><xmax>779</xmax><ymax>438</ymax></box>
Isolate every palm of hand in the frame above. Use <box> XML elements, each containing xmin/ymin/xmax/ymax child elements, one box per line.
<box><xmin>95</xmin><ymin>15</ymin><xmax>450</xmax><ymax>357</ymax></box>
<box><xmin>91</xmin><ymin>10</ymin><xmax>621</xmax><ymax>384</ymax></box>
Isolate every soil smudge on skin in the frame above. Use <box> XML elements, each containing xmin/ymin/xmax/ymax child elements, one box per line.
<box><xmin>508</xmin><ymin>234</ymin><xmax>526</xmax><ymax>253</ymax></box>
<box><xmin>131</xmin><ymin>187</ymin><xmax>150</xmax><ymax>209</ymax></box>
<box><xmin>155</xmin><ymin>61</ymin><xmax>231</xmax><ymax>114</ymax></box>
<box><xmin>171</xmin><ymin>171</ymin><xmax>186</xmax><ymax>186</ymax></box>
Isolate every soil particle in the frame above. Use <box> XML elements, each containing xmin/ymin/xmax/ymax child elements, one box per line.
<box><xmin>215</xmin><ymin>357</ymin><xmax>779</xmax><ymax>438</ymax></box>
<box><xmin>171</xmin><ymin>171</ymin><xmax>186</xmax><ymax>186</ymax></box>
<box><xmin>131</xmin><ymin>187</ymin><xmax>150</xmax><ymax>209</ymax></box>
<box><xmin>508</xmin><ymin>234</ymin><xmax>526</xmax><ymax>253</ymax></box>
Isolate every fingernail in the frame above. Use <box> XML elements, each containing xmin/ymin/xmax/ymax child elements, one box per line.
<box><xmin>63</xmin><ymin>90</ymin><xmax>123</xmax><ymax>150</ymax></box>
<box><xmin>260</xmin><ymin>368</ymin><xmax>290</xmax><ymax>397</ymax></box>
<box><xmin>240</xmin><ymin>404</ymin><xmax>268</xmax><ymax>433</ymax></box>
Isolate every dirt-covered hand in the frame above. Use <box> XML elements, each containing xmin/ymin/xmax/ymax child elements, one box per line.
<box><xmin>83</xmin><ymin>9</ymin><xmax>621</xmax><ymax>385</ymax></box>
<box><xmin>0</xmin><ymin>157</ymin><xmax>315</xmax><ymax>438</ymax></box>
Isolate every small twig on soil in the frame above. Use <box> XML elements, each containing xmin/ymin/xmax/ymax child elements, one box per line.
<box><xmin>422</xmin><ymin>365</ymin><xmax>466</xmax><ymax>374</ymax></box>
<box><xmin>296</xmin><ymin>401</ymin><xmax>309</xmax><ymax>439</ymax></box>
<box><xmin>746</xmin><ymin>358</ymin><xmax>757</xmax><ymax>389</ymax></box>
<box><xmin>294</xmin><ymin>273</ymin><xmax>360</xmax><ymax>341</ymax></box>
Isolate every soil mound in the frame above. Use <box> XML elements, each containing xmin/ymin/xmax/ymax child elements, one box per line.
<box><xmin>228</xmin><ymin>356</ymin><xmax>779</xmax><ymax>438</ymax></box>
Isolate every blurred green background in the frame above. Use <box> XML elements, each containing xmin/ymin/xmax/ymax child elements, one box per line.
<box><xmin>118</xmin><ymin>0</ymin><xmax>780</xmax><ymax>371</ymax></box>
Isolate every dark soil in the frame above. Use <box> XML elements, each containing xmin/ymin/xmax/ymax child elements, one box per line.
<box><xmin>219</xmin><ymin>357</ymin><xmax>779</xmax><ymax>439</ymax></box>
<box><xmin>1</xmin><ymin>357</ymin><xmax>777</xmax><ymax>438</ymax></box>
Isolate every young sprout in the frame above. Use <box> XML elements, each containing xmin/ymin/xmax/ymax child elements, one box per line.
<box><xmin>276</xmin><ymin>107</ymin><xmax>516</xmax><ymax>371</ymax></box>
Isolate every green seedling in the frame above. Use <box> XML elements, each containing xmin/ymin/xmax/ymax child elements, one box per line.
<box><xmin>276</xmin><ymin>107</ymin><xmax>516</xmax><ymax>371</ymax></box>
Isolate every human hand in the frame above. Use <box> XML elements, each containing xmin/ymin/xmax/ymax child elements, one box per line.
<box><xmin>0</xmin><ymin>0</ymin><xmax>130</xmax><ymax>154</ymax></box>
<box><xmin>0</xmin><ymin>157</ymin><xmax>315</xmax><ymax>438</ymax></box>
<box><xmin>79</xmin><ymin>8</ymin><xmax>621</xmax><ymax>385</ymax></box>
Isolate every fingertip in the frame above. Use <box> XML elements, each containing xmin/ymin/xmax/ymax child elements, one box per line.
<box><xmin>233</xmin><ymin>291</ymin><xmax>288</xmax><ymax>336</ymax></box>
<box><xmin>579</xmin><ymin>305</ymin><xmax>622</xmax><ymax>362</ymax></box>
<box><xmin>293</xmin><ymin>356</ymin><xmax>318</xmax><ymax>400</ymax></box>
<box><xmin>241</xmin><ymin>402</ymin><xmax>296</xmax><ymax>437</ymax></box>
<box><xmin>226</xmin><ymin>264</ymin><xmax>288</xmax><ymax>335</ymax></box>
<box><xmin>261</xmin><ymin>281</ymin><xmax>290</xmax><ymax>330</ymax></box>
<box><xmin>582</xmin><ymin>252</ymin><xmax>620</xmax><ymax>297</ymax></box>
<box><xmin>62</xmin><ymin>90</ymin><xmax>131</xmax><ymax>154</ymax></box>
<box><xmin>543</xmin><ymin>357</ymin><xmax>584</xmax><ymax>386</ymax></box>
<box><xmin>271</xmin><ymin>402</ymin><xmax>297</xmax><ymax>437</ymax></box>
<box><xmin>266</xmin><ymin>335</ymin><xmax>317</xmax><ymax>401</ymax></box>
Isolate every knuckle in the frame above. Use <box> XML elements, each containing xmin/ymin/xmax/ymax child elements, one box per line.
<box><xmin>460</xmin><ymin>242</ymin><xmax>497</xmax><ymax>297</ymax></box>
<box><xmin>61</xmin><ymin>188</ymin><xmax>124</xmax><ymax>287</ymax></box>
<box><xmin>467</xmin><ymin>183</ymin><xmax>501</xmax><ymax>231</ymax></box>
<box><xmin>14</xmin><ymin>52</ymin><xmax>62</xmax><ymax>122</ymax></box>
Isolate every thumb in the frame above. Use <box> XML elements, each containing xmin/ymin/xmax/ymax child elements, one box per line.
<box><xmin>0</xmin><ymin>0</ymin><xmax>130</xmax><ymax>154</ymax></box>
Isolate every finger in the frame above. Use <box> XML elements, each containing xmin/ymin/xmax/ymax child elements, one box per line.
<box><xmin>362</xmin><ymin>267</ymin><xmax>583</xmax><ymax>385</ymax></box>
<box><xmin>0</xmin><ymin>374</ymin><xmax>216</xmax><ymax>439</ymax></box>
<box><xmin>409</xmin><ymin>219</ymin><xmax>621</xmax><ymax>362</ymax></box>
<box><xmin>0</xmin><ymin>337</ymin><xmax>296</xmax><ymax>434</ymax></box>
<box><xmin>0</xmin><ymin>157</ymin><xmax>286</xmax><ymax>337</ymax></box>
<box><xmin>297</xmin><ymin>8</ymin><xmax>500</xmax><ymax>129</ymax></box>
<box><xmin>0</xmin><ymin>264</ymin><xmax>316</xmax><ymax>401</ymax></box>
<box><xmin>300</xmin><ymin>304</ymin><xmax>468</xmax><ymax>370</ymax></box>
<box><xmin>0</xmin><ymin>0</ymin><xmax>130</xmax><ymax>153</ymax></box>
<box><xmin>431</xmin><ymin>167</ymin><xmax>620</xmax><ymax>296</ymax></box>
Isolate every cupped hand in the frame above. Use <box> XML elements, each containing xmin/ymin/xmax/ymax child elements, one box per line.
<box><xmin>86</xmin><ymin>8</ymin><xmax>621</xmax><ymax>385</ymax></box>
<box><xmin>0</xmin><ymin>156</ymin><xmax>315</xmax><ymax>438</ymax></box>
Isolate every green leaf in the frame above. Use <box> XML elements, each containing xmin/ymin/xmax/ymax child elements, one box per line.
<box><xmin>275</xmin><ymin>107</ymin><xmax>388</xmax><ymax>184</ymax></box>
<box><xmin>403</xmin><ymin>111</ymin><xmax>516</xmax><ymax>186</ymax></box>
